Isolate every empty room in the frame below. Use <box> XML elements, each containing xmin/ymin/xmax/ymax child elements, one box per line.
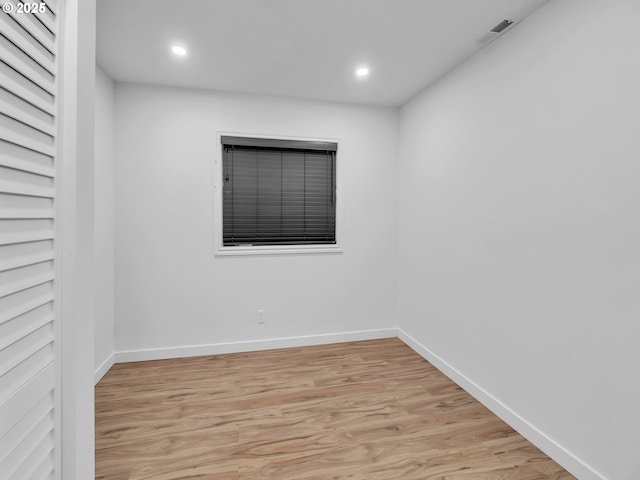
<box><xmin>1</xmin><ymin>0</ymin><xmax>639</xmax><ymax>479</ymax></box>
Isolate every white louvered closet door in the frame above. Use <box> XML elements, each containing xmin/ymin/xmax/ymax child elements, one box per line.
<box><xmin>0</xmin><ymin>1</ymin><xmax>61</xmax><ymax>479</ymax></box>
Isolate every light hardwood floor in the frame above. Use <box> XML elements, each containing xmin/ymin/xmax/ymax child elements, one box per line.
<box><xmin>95</xmin><ymin>338</ymin><xmax>575</xmax><ymax>479</ymax></box>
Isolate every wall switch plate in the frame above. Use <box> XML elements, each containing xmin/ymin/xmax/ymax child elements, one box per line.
<box><xmin>257</xmin><ymin>309</ymin><xmax>265</xmax><ymax>324</ymax></box>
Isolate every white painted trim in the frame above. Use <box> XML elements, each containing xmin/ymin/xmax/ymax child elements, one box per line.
<box><xmin>213</xmin><ymin>131</ymin><xmax>344</xmax><ymax>257</ymax></box>
<box><xmin>59</xmin><ymin>1</ymin><xmax>97</xmax><ymax>478</ymax></box>
<box><xmin>94</xmin><ymin>353</ymin><xmax>115</xmax><ymax>385</ymax></box>
<box><xmin>397</xmin><ymin>329</ymin><xmax>608</xmax><ymax>480</ymax></box>
<box><xmin>115</xmin><ymin>328</ymin><xmax>396</xmax><ymax>363</ymax></box>
<box><xmin>215</xmin><ymin>244</ymin><xmax>343</xmax><ymax>257</ymax></box>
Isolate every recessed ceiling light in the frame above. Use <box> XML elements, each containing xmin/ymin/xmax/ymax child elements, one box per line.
<box><xmin>171</xmin><ymin>45</ymin><xmax>187</xmax><ymax>56</ymax></box>
<box><xmin>355</xmin><ymin>67</ymin><xmax>370</xmax><ymax>78</ymax></box>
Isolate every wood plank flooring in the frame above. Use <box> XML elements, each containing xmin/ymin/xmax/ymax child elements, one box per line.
<box><xmin>95</xmin><ymin>338</ymin><xmax>575</xmax><ymax>479</ymax></box>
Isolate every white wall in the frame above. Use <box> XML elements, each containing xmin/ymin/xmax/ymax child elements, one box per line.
<box><xmin>397</xmin><ymin>1</ymin><xmax>640</xmax><ymax>479</ymax></box>
<box><xmin>114</xmin><ymin>84</ymin><xmax>398</xmax><ymax>357</ymax></box>
<box><xmin>94</xmin><ymin>65</ymin><xmax>115</xmax><ymax>378</ymax></box>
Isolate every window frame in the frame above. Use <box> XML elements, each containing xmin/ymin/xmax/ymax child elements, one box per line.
<box><xmin>214</xmin><ymin>132</ymin><xmax>343</xmax><ymax>256</ymax></box>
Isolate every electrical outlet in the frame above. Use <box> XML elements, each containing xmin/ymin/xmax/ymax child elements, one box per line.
<box><xmin>257</xmin><ymin>309</ymin><xmax>265</xmax><ymax>324</ymax></box>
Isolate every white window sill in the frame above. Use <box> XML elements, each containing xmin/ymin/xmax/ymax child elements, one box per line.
<box><xmin>215</xmin><ymin>244</ymin><xmax>343</xmax><ymax>257</ymax></box>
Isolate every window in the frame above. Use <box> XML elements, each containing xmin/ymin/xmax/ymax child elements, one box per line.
<box><xmin>216</xmin><ymin>135</ymin><xmax>340</xmax><ymax>255</ymax></box>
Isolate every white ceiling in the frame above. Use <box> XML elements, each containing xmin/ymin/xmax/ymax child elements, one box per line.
<box><xmin>96</xmin><ymin>0</ymin><xmax>549</xmax><ymax>107</ymax></box>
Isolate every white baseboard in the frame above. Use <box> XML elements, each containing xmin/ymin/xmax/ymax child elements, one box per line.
<box><xmin>114</xmin><ymin>328</ymin><xmax>397</xmax><ymax>363</ymax></box>
<box><xmin>94</xmin><ymin>353</ymin><xmax>115</xmax><ymax>385</ymax></box>
<box><xmin>397</xmin><ymin>329</ymin><xmax>607</xmax><ymax>480</ymax></box>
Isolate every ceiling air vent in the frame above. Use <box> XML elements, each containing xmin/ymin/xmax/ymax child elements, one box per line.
<box><xmin>476</xmin><ymin>18</ymin><xmax>517</xmax><ymax>46</ymax></box>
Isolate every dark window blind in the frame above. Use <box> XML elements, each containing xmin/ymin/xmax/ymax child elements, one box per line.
<box><xmin>222</xmin><ymin>137</ymin><xmax>337</xmax><ymax>246</ymax></box>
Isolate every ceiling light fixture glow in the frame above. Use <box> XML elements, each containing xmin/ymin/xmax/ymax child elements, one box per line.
<box><xmin>171</xmin><ymin>45</ymin><xmax>187</xmax><ymax>56</ymax></box>
<box><xmin>355</xmin><ymin>66</ymin><xmax>370</xmax><ymax>78</ymax></box>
